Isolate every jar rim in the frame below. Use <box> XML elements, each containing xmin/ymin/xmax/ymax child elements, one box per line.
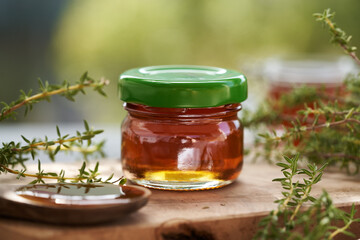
<box><xmin>124</xmin><ymin>103</ymin><xmax>242</xmax><ymax>119</ymax></box>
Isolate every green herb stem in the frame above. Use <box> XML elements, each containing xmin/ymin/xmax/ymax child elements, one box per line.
<box><xmin>328</xmin><ymin>219</ymin><xmax>355</xmax><ymax>239</ymax></box>
<box><xmin>0</xmin><ymin>78</ymin><xmax>109</xmax><ymax>120</ymax></box>
<box><xmin>13</xmin><ymin>135</ymin><xmax>92</xmax><ymax>153</ymax></box>
<box><xmin>0</xmin><ymin>163</ymin><xmax>81</xmax><ymax>181</ymax></box>
<box><xmin>324</xmin><ymin>17</ymin><xmax>360</xmax><ymax>65</ymax></box>
<box><xmin>289</xmin><ymin>184</ymin><xmax>311</xmax><ymax>221</ymax></box>
<box><xmin>270</xmin><ymin>117</ymin><xmax>360</xmax><ymax>142</ymax></box>
<box><xmin>314</xmin><ymin>9</ymin><xmax>360</xmax><ymax>65</ymax></box>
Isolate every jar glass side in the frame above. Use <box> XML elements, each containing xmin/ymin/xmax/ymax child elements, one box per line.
<box><xmin>120</xmin><ymin>103</ymin><xmax>243</xmax><ymax>190</ymax></box>
<box><xmin>264</xmin><ymin>57</ymin><xmax>352</xmax><ymax>126</ymax></box>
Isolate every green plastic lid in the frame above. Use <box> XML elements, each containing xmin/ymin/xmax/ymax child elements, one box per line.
<box><xmin>118</xmin><ymin>65</ymin><xmax>247</xmax><ymax>108</ymax></box>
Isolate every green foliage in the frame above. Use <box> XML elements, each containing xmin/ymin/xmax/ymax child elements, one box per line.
<box><xmin>314</xmin><ymin>9</ymin><xmax>358</xmax><ymax>60</ymax></box>
<box><xmin>0</xmin><ymin>120</ymin><xmax>104</xmax><ymax>169</ymax></box>
<box><xmin>254</xmin><ymin>155</ymin><xmax>360</xmax><ymax>239</ymax></box>
<box><xmin>250</xmin><ymin>91</ymin><xmax>360</xmax><ymax>174</ymax></box>
<box><xmin>244</xmin><ymin>10</ymin><xmax>360</xmax><ymax>174</ymax></box>
<box><xmin>242</xmin><ymin>85</ymin><xmax>320</xmax><ymax>128</ymax></box>
<box><xmin>0</xmin><ymin>73</ymin><xmax>124</xmax><ymax>185</ymax></box>
<box><xmin>245</xmin><ymin>76</ymin><xmax>360</xmax><ymax>174</ymax></box>
<box><xmin>250</xmin><ymin>8</ymin><xmax>360</xmax><ymax>238</ymax></box>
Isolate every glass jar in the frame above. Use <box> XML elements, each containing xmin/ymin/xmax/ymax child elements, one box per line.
<box><xmin>118</xmin><ymin>65</ymin><xmax>248</xmax><ymax>190</ymax></box>
<box><xmin>264</xmin><ymin>57</ymin><xmax>353</xmax><ymax>125</ymax></box>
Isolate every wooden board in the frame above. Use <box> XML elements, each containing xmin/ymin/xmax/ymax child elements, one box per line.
<box><xmin>0</xmin><ymin>160</ymin><xmax>360</xmax><ymax>240</ymax></box>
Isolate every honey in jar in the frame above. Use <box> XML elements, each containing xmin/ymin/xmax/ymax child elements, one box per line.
<box><xmin>118</xmin><ymin>65</ymin><xmax>248</xmax><ymax>190</ymax></box>
<box><xmin>264</xmin><ymin>57</ymin><xmax>352</xmax><ymax>125</ymax></box>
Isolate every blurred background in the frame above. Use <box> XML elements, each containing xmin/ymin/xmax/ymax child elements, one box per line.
<box><xmin>1</xmin><ymin>0</ymin><xmax>359</xmax><ymax>123</ymax></box>
<box><xmin>0</xmin><ymin>0</ymin><xmax>359</xmax><ymax>162</ymax></box>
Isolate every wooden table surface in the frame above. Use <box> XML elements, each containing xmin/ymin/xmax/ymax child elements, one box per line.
<box><xmin>0</xmin><ymin>160</ymin><xmax>360</xmax><ymax>240</ymax></box>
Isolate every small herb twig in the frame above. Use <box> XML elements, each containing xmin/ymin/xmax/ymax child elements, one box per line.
<box><xmin>289</xmin><ymin>162</ymin><xmax>326</xmax><ymax>222</ymax></box>
<box><xmin>0</xmin><ymin>162</ymin><xmax>81</xmax><ymax>181</ymax></box>
<box><xmin>274</xmin><ymin>155</ymin><xmax>325</xmax><ymax>229</ymax></box>
<box><xmin>314</xmin><ymin>9</ymin><xmax>360</xmax><ymax>65</ymax></box>
<box><xmin>15</xmin><ymin>135</ymin><xmax>99</xmax><ymax>153</ymax></box>
<box><xmin>252</xmin><ymin>98</ymin><xmax>360</xmax><ymax>173</ymax></box>
<box><xmin>0</xmin><ymin>121</ymin><xmax>106</xmax><ymax>179</ymax></box>
<box><xmin>15</xmin><ymin>121</ymin><xmax>104</xmax><ymax>157</ymax></box>
<box><xmin>328</xmin><ymin>205</ymin><xmax>359</xmax><ymax>239</ymax></box>
<box><xmin>0</xmin><ymin>160</ymin><xmax>125</xmax><ymax>185</ymax></box>
<box><xmin>254</xmin><ymin>154</ymin><xmax>359</xmax><ymax>239</ymax></box>
<box><xmin>30</xmin><ymin>143</ymin><xmax>103</xmax><ymax>155</ymax></box>
<box><xmin>266</xmin><ymin>117</ymin><xmax>360</xmax><ymax>143</ymax></box>
<box><xmin>0</xmin><ymin>72</ymin><xmax>109</xmax><ymax>121</ymax></box>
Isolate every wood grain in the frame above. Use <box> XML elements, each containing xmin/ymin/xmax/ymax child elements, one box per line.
<box><xmin>0</xmin><ymin>160</ymin><xmax>359</xmax><ymax>240</ymax></box>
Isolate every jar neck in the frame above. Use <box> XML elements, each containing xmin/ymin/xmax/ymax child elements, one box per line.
<box><xmin>124</xmin><ymin>103</ymin><xmax>242</xmax><ymax>120</ymax></box>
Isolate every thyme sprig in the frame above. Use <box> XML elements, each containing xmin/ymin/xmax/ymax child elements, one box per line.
<box><xmin>251</xmin><ymin>95</ymin><xmax>360</xmax><ymax>173</ymax></box>
<box><xmin>0</xmin><ymin>73</ymin><xmax>121</xmax><ymax>184</ymax></box>
<box><xmin>0</xmin><ymin>120</ymin><xmax>104</xmax><ymax>170</ymax></box>
<box><xmin>262</xmin><ymin>104</ymin><xmax>360</xmax><ymax>142</ymax></box>
<box><xmin>314</xmin><ymin>8</ymin><xmax>360</xmax><ymax>65</ymax></box>
<box><xmin>0</xmin><ymin>160</ymin><xmax>126</xmax><ymax>185</ymax></box>
<box><xmin>0</xmin><ymin>72</ymin><xmax>109</xmax><ymax>121</ymax></box>
<box><xmin>254</xmin><ymin>155</ymin><xmax>360</xmax><ymax>239</ymax></box>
